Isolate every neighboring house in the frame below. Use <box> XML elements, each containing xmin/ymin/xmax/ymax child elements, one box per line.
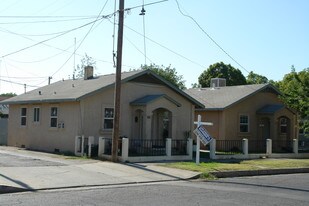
<box><xmin>185</xmin><ymin>81</ymin><xmax>298</xmax><ymax>152</ymax></box>
<box><xmin>0</xmin><ymin>96</ymin><xmax>9</xmax><ymax>118</ymax></box>
<box><xmin>0</xmin><ymin>96</ymin><xmax>10</xmax><ymax>145</ymax></box>
<box><xmin>1</xmin><ymin>68</ymin><xmax>203</xmax><ymax>154</ymax></box>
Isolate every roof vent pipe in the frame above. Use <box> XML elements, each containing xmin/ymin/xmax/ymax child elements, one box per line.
<box><xmin>84</xmin><ymin>66</ymin><xmax>94</xmax><ymax>80</ymax></box>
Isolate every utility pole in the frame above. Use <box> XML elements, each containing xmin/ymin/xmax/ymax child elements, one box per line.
<box><xmin>111</xmin><ymin>0</ymin><xmax>125</xmax><ymax>162</ymax></box>
<box><xmin>24</xmin><ymin>84</ymin><xmax>26</xmax><ymax>94</ymax></box>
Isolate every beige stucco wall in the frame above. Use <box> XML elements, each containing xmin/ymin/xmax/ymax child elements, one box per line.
<box><xmin>81</xmin><ymin>82</ymin><xmax>195</xmax><ymax>141</ymax></box>
<box><xmin>193</xmin><ymin>110</ymin><xmax>224</xmax><ymax>140</ymax></box>
<box><xmin>8</xmin><ymin>102</ymin><xmax>81</xmax><ymax>152</ymax></box>
<box><xmin>196</xmin><ymin>90</ymin><xmax>297</xmax><ymax>141</ymax></box>
<box><xmin>7</xmin><ymin>81</ymin><xmax>196</xmax><ymax>153</ymax></box>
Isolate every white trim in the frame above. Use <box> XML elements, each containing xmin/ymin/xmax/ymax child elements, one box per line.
<box><xmin>20</xmin><ymin>107</ymin><xmax>27</xmax><ymax>127</ymax></box>
<box><xmin>239</xmin><ymin>114</ymin><xmax>249</xmax><ymax>133</ymax></box>
<box><xmin>33</xmin><ymin>107</ymin><xmax>40</xmax><ymax>123</ymax></box>
<box><xmin>50</xmin><ymin>106</ymin><xmax>58</xmax><ymax>128</ymax></box>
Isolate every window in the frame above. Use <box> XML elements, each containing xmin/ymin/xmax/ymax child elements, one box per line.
<box><xmin>34</xmin><ymin>107</ymin><xmax>40</xmax><ymax>123</ymax></box>
<box><xmin>239</xmin><ymin>115</ymin><xmax>249</xmax><ymax>133</ymax></box>
<box><xmin>21</xmin><ymin>108</ymin><xmax>27</xmax><ymax>126</ymax></box>
<box><xmin>280</xmin><ymin>117</ymin><xmax>287</xmax><ymax>134</ymax></box>
<box><xmin>50</xmin><ymin>107</ymin><xmax>58</xmax><ymax>128</ymax></box>
<box><xmin>103</xmin><ymin>108</ymin><xmax>114</xmax><ymax>129</ymax></box>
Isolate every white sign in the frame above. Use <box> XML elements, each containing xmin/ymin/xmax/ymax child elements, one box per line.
<box><xmin>193</xmin><ymin>125</ymin><xmax>213</xmax><ymax>146</ymax></box>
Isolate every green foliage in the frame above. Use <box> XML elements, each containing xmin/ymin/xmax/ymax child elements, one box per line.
<box><xmin>141</xmin><ymin>64</ymin><xmax>186</xmax><ymax>89</ymax></box>
<box><xmin>73</xmin><ymin>53</ymin><xmax>96</xmax><ymax>79</ymax></box>
<box><xmin>277</xmin><ymin>66</ymin><xmax>309</xmax><ymax>132</ymax></box>
<box><xmin>0</xmin><ymin>93</ymin><xmax>16</xmax><ymax>97</ymax></box>
<box><xmin>198</xmin><ymin>62</ymin><xmax>247</xmax><ymax>87</ymax></box>
<box><xmin>191</xmin><ymin>83</ymin><xmax>200</xmax><ymax>88</ymax></box>
<box><xmin>246</xmin><ymin>71</ymin><xmax>269</xmax><ymax>84</ymax></box>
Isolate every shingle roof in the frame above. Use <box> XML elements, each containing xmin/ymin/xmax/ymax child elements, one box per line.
<box><xmin>1</xmin><ymin>70</ymin><xmax>142</xmax><ymax>104</ymax></box>
<box><xmin>1</xmin><ymin>69</ymin><xmax>204</xmax><ymax>108</ymax></box>
<box><xmin>185</xmin><ymin>84</ymin><xmax>280</xmax><ymax>110</ymax></box>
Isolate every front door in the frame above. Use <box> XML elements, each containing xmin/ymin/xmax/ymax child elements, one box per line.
<box><xmin>152</xmin><ymin>108</ymin><xmax>172</xmax><ymax>140</ymax></box>
<box><xmin>260</xmin><ymin>117</ymin><xmax>270</xmax><ymax>140</ymax></box>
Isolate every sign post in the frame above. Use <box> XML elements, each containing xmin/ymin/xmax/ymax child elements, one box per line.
<box><xmin>194</xmin><ymin>115</ymin><xmax>213</xmax><ymax>165</ymax></box>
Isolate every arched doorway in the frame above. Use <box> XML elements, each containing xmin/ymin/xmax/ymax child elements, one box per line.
<box><xmin>152</xmin><ymin>108</ymin><xmax>172</xmax><ymax>140</ymax></box>
<box><xmin>276</xmin><ymin>116</ymin><xmax>292</xmax><ymax>152</ymax></box>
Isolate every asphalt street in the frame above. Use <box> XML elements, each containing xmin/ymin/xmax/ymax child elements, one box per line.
<box><xmin>0</xmin><ymin>173</ymin><xmax>308</xmax><ymax>206</ymax></box>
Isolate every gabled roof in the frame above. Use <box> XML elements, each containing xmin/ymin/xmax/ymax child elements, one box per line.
<box><xmin>130</xmin><ymin>94</ymin><xmax>181</xmax><ymax>107</ymax></box>
<box><xmin>257</xmin><ymin>104</ymin><xmax>284</xmax><ymax>114</ymax></box>
<box><xmin>1</xmin><ymin>69</ymin><xmax>204</xmax><ymax>108</ymax></box>
<box><xmin>185</xmin><ymin>84</ymin><xmax>281</xmax><ymax>110</ymax></box>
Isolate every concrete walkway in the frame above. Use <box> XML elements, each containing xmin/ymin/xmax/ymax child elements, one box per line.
<box><xmin>0</xmin><ymin>146</ymin><xmax>200</xmax><ymax>193</ymax></box>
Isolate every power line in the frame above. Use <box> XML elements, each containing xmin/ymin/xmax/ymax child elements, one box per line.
<box><xmin>174</xmin><ymin>0</ymin><xmax>250</xmax><ymax>74</ymax></box>
<box><xmin>0</xmin><ymin>76</ymin><xmax>46</xmax><ymax>79</ymax></box>
<box><xmin>124</xmin><ymin>24</ymin><xmax>206</xmax><ymax>68</ymax></box>
<box><xmin>0</xmin><ymin>16</ymin><xmax>98</xmax><ymax>26</ymax></box>
<box><xmin>50</xmin><ymin>0</ymin><xmax>110</xmax><ymax>78</ymax></box>
<box><xmin>0</xmin><ymin>15</ymin><xmax>100</xmax><ymax>18</ymax></box>
<box><xmin>124</xmin><ymin>35</ymin><xmax>154</xmax><ymax>64</ymax></box>
<box><xmin>1</xmin><ymin>16</ymin><xmax>106</xmax><ymax>58</ymax></box>
<box><xmin>0</xmin><ymin>78</ymin><xmax>39</xmax><ymax>88</ymax></box>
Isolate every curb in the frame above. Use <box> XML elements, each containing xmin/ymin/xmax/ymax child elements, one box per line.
<box><xmin>0</xmin><ymin>176</ymin><xmax>197</xmax><ymax>195</ymax></box>
<box><xmin>209</xmin><ymin>168</ymin><xmax>309</xmax><ymax>178</ymax></box>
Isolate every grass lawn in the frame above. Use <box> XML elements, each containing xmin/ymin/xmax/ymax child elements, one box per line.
<box><xmin>162</xmin><ymin>159</ymin><xmax>309</xmax><ymax>178</ymax></box>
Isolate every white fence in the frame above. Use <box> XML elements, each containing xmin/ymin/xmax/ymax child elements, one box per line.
<box><xmin>209</xmin><ymin>138</ymin><xmax>309</xmax><ymax>160</ymax></box>
<box><xmin>98</xmin><ymin>137</ymin><xmax>193</xmax><ymax>162</ymax></box>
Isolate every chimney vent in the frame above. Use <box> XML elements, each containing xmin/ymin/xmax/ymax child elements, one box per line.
<box><xmin>84</xmin><ymin>66</ymin><xmax>94</xmax><ymax>80</ymax></box>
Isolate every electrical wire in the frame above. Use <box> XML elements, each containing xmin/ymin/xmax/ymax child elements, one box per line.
<box><xmin>0</xmin><ymin>78</ymin><xmax>39</xmax><ymax>88</ymax></box>
<box><xmin>1</xmin><ymin>16</ymin><xmax>106</xmax><ymax>58</ymax></box>
<box><xmin>126</xmin><ymin>0</ymin><xmax>168</xmax><ymax>11</ymax></box>
<box><xmin>124</xmin><ymin>24</ymin><xmax>205</xmax><ymax>68</ymax></box>
<box><xmin>6</xmin><ymin>44</ymin><xmax>75</xmax><ymax>64</ymax></box>
<box><xmin>49</xmin><ymin>0</ymin><xmax>110</xmax><ymax>78</ymax></box>
<box><xmin>0</xmin><ymin>16</ymin><xmax>98</xmax><ymax>26</ymax></box>
<box><xmin>124</xmin><ymin>35</ymin><xmax>154</xmax><ymax>64</ymax></box>
<box><xmin>174</xmin><ymin>0</ymin><xmax>250</xmax><ymax>74</ymax></box>
<box><xmin>142</xmin><ymin>0</ymin><xmax>147</xmax><ymax>65</ymax></box>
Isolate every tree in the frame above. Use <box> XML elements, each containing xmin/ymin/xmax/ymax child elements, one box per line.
<box><xmin>246</xmin><ymin>71</ymin><xmax>269</xmax><ymax>84</ymax></box>
<box><xmin>141</xmin><ymin>64</ymin><xmax>186</xmax><ymax>90</ymax></box>
<box><xmin>198</xmin><ymin>62</ymin><xmax>247</xmax><ymax>87</ymax></box>
<box><xmin>277</xmin><ymin>66</ymin><xmax>309</xmax><ymax>133</ymax></box>
<box><xmin>0</xmin><ymin>93</ymin><xmax>16</xmax><ymax>97</ymax></box>
<box><xmin>73</xmin><ymin>53</ymin><xmax>96</xmax><ymax>79</ymax></box>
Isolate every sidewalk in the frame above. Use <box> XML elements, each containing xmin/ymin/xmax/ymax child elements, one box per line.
<box><xmin>1</xmin><ymin>146</ymin><xmax>308</xmax><ymax>194</ymax></box>
<box><xmin>0</xmin><ymin>146</ymin><xmax>200</xmax><ymax>194</ymax></box>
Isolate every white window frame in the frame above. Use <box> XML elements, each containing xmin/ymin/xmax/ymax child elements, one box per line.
<box><xmin>239</xmin><ymin>114</ymin><xmax>249</xmax><ymax>133</ymax></box>
<box><xmin>21</xmin><ymin>107</ymin><xmax>27</xmax><ymax>126</ymax></box>
<box><xmin>103</xmin><ymin>107</ymin><xmax>114</xmax><ymax>130</ymax></box>
<box><xmin>33</xmin><ymin>107</ymin><xmax>40</xmax><ymax>123</ymax></box>
<box><xmin>50</xmin><ymin>107</ymin><xmax>58</xmax><ymax>128</ymax></box>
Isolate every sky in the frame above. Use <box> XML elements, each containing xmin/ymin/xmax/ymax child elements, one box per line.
<box><xmin>0</xmin><ymin>0</ymin><xmax>308</xmax><ymax>95</ymax></box>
